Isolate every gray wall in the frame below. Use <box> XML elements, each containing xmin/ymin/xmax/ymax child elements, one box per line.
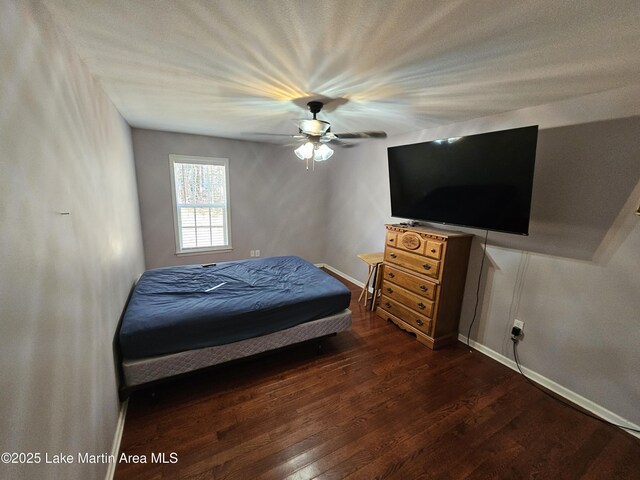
<box><xmin>325</xmin><ymin>86</ymin><xmax>640</xmax><ymax>428</ymax></box>
<box><xmin>132</xmin><ymin>129</ymin><xmax>328</xmax><ymax>268</ymax></box>
<box><xmin>3</xmin><ymin>5</ymin><xmax>638</xmax><ymax>480</ymax></box>
<box><xmin>0</xmin><ymin>2</ymin><xmax>145</xmax><ymax>479</ymax></box>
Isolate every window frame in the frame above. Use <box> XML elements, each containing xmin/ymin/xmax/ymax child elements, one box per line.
<box><xmin>168</xmin><ymin>154</ymin><xmax>232</xmax><ymax>255</ymax></box>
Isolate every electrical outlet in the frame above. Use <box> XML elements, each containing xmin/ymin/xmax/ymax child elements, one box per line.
<box><xmin>250</xmin><ymin>250</ymin><xmax>255</xmax><ymax>257</ymax></box>
<box><xmin>511</xmin><ymin>319</ymin><xmax>525</xmax><ymax>341</ymax></box>
<box><xmin>255</xmin><ymin>249</ymin><xmax>260</xmax><ymax>257</ymax></box>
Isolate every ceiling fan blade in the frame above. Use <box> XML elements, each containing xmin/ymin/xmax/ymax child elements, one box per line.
<box><xmin>331</xmin><ymin>140</ymin><xmax>358</xmax><ymax>148</ymax></box>
<box><xmin>247</xmin><ymin>132</ymin><xmax>305</xmax><ymax>138</ymax></box>
<box><xmin>334</xmin><ymin>131</ymin><xmax>387</xmax><ymax>139</ymax></box>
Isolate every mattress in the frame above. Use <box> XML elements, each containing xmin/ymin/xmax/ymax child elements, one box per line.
<box><xmin>122</xmin><ymin>309</ymin><xmax>352</xmax><ymax>387</ymax></box>
<box><xmin>119</xmin><ymin>256</ymin><xmax>351</xmax><ymax>359</ymax></box>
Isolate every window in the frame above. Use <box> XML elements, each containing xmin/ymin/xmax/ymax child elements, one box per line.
<box><xmin>169</xmin><ymin>155</ymin><xmax>231</xmax><ymax>253</ymax></box>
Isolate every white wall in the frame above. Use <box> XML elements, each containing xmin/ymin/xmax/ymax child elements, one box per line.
<box><xmin>0</xmin><ymin>2</ymin><xmax>145</xmax><ymax>479</ymax></box>
<box><xmin>132</xmin><ymin>128</ymin><xmax>328</xmax><ymax>268</ymax></box>
<box><xmin>325</xmin><ymin>85</ymin><xmax>640</xmax><ymax>428</ymax></box>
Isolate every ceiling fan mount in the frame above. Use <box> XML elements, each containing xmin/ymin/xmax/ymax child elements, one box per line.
<box><xmin>307</xmin><ymin>101</ymin><xmax>324</xmax><ymax>117</ymax></box>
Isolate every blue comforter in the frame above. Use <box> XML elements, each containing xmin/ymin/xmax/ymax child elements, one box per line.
<box><xmin>119</xmin><ymin>256</ymin><xmax>351</xmax><ymax>358</ymax></box>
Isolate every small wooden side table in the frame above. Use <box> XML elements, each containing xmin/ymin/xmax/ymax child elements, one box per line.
<box><xmin>356</xmin><ymin>252</ymin><xmax>384</xmax><ymax>311</ymax></box>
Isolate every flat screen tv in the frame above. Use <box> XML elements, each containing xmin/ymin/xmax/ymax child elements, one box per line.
<box><xmin>387</xmin><ymin>125</ymin><xmax>538</xmax><ymax>235</ymax></box>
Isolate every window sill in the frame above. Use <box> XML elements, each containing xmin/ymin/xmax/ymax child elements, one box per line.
<box><xmin>175</xmin><ymin>248</ymin><xmax>233</xmax><ymax>257</ymax></box>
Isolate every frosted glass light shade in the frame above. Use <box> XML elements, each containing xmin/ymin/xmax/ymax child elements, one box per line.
<box><xmin>313</xmin><ymin>144</ymin><xmax>334</xmax><ymax>161</ymax></box>
<box><xmin>294</xmin><ymin>141</ymin><xmax>314</xmax><ymax>160</ymax></box>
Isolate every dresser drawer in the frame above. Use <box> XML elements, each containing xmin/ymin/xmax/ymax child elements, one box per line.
<box><xmin>382</xmin><ymin>265</ymin><xmax>437</xmax><ymax>300</ymax></box>
<box><xmin>425</xmin><ymin>239</ymin><xmax>444</xmax><ymax>260</ymax></box>
<box><xmin>378</xmin><ymin>298</ymin><xmax>432</xmax><ymax>335</ymax></box>
<box><xmin>386</xmin><ymin>231</ymin><xmax>398</xmax><ymax>248</ymax></box>
<box><xmin>385</xmin><ymin>247</ymin><xmax>440</xmax><ymax>279</ymax></box>
<box><xmin>381</xmin><ymin>280</ymin><xmax>434</xmax><ymax>318</ymax></box>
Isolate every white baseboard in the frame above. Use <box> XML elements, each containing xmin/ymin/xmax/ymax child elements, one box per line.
<box><xmin>317</xmin><ymin>263</ymin><xmax>639</xmax><ymax>439</ymax></box>
<box><xmin>458</xmin><ymin>333</ymin><xmax>640</xmax><ymax>439</ymax></box>
<box><xmin>316</xmin><ymin>263</ymin><xmax>368</xmax><ymax>290</ymax></box>
<box><xmin>104</xmin><ymin>400</ymin><xmax>128</xmax><ymax>480</ymax></box>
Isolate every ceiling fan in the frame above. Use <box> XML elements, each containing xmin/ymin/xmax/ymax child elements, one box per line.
<box><xmin>256</xmin><ymin>100</ymin><xmax>387</xmax><ymax>170</ymax></box>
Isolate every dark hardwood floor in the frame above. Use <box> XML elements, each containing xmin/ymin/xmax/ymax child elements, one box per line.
<box><xmin>115</xmin><ymin>273</ymin><xmax>640</xmax><ymax>479</ymax></box>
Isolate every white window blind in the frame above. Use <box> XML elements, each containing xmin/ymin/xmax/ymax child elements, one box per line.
<box><xmin>169</xmin><ymin>155</ymin><xmax>231</xmax><ymax>253</ymax></box>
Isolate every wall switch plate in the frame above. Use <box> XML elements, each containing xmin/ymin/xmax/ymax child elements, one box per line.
<box><xmin>250</xmin><ymin>250</ymin><xmax>255</xmax><ymax>257</ymax></box>
<box><xmin>255</xmin><ymin>249</ymin><xmax>260</xmax><ymax>257</ymax></box>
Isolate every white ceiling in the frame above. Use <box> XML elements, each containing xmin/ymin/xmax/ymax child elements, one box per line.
<box><xmin>43</xmin><ymin>0</ymin><xmax>640</xmax><ymax>143</ymax></box>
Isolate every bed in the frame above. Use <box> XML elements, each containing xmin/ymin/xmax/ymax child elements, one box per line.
<box><xmin>118</xmin><ymin>256</ymin><xmax>352</xmax><ymax>395</ymax></box>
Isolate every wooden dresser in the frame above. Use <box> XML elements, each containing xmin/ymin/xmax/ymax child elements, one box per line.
<box><xmin>376</xmin><ymin>224</ymin><xmax>472</xmax><ymax>349</ymax></box>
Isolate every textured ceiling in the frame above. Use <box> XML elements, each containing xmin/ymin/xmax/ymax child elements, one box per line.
<box><xmin>42</xmin><ymin>0</ymin><xmax>640</xmax><ymax>142</ymax></box>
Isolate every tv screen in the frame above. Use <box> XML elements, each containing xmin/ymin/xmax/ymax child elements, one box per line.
<box><xmin>387</xmin><ymin>126</ymin><xmax>538</xmax><ymax>235</ymax></box>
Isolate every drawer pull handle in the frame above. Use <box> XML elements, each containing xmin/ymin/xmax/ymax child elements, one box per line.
<box><xmin>388</xmin><ymin>272</ymin><xmax>395</xmax><ymax>278</ymax></box>
<box><xmin>430</xmin><ymin>248</ymin><xmax>437</xmax><ymax>253</ymax></box>
<box><xmin>419</xmin><ymin>285</ymin><xmax>428</xmax><ymax>292</ymax></box>
<box><xmin>386</xmin><ymin>287</ymin><xmax>393</xmax><ymax>293</ymax></box>
<box><xmin>390</xmin><ymin>253</ymin><xmax>397</xmax><ymax>258</ymax></box>
<box><xmin>423</xmin><ymin>263</ymin><xmax>432</xmax><ymax>270</ymax></box>
<box><xmin>417</xmin><ymin>303</ymin><xmax>426</xmax><ymax>310</ymax></box>
<box><xmin>385</xmin><ymin>302</ymin><xmax>392</xmax><ymax>308</ymax></box>
<box><xmin>416</xmin><ymin>319</ymin><xmax>424</xmax><ymax>326</ymax></box>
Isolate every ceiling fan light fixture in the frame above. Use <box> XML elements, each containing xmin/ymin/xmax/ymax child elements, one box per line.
<box><xmin>288</xmin><ymin>100</ymin><xmax>383</xmax><ymax>170</ymax></box>
<box><xmin>293</xmin><ymin>141</ymin><xmax>333</xmax><ymax>170</ymax></box>
<box><xmin>250</xmin><ymin>99</ymin><xmax>386</xmax><ymax>169</ymax></box>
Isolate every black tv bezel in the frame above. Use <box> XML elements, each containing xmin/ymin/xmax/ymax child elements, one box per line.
<box><xmin>387</xmin><ymin>125</ymin><xmax>538</xmax><ymax>236</ymax></box>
